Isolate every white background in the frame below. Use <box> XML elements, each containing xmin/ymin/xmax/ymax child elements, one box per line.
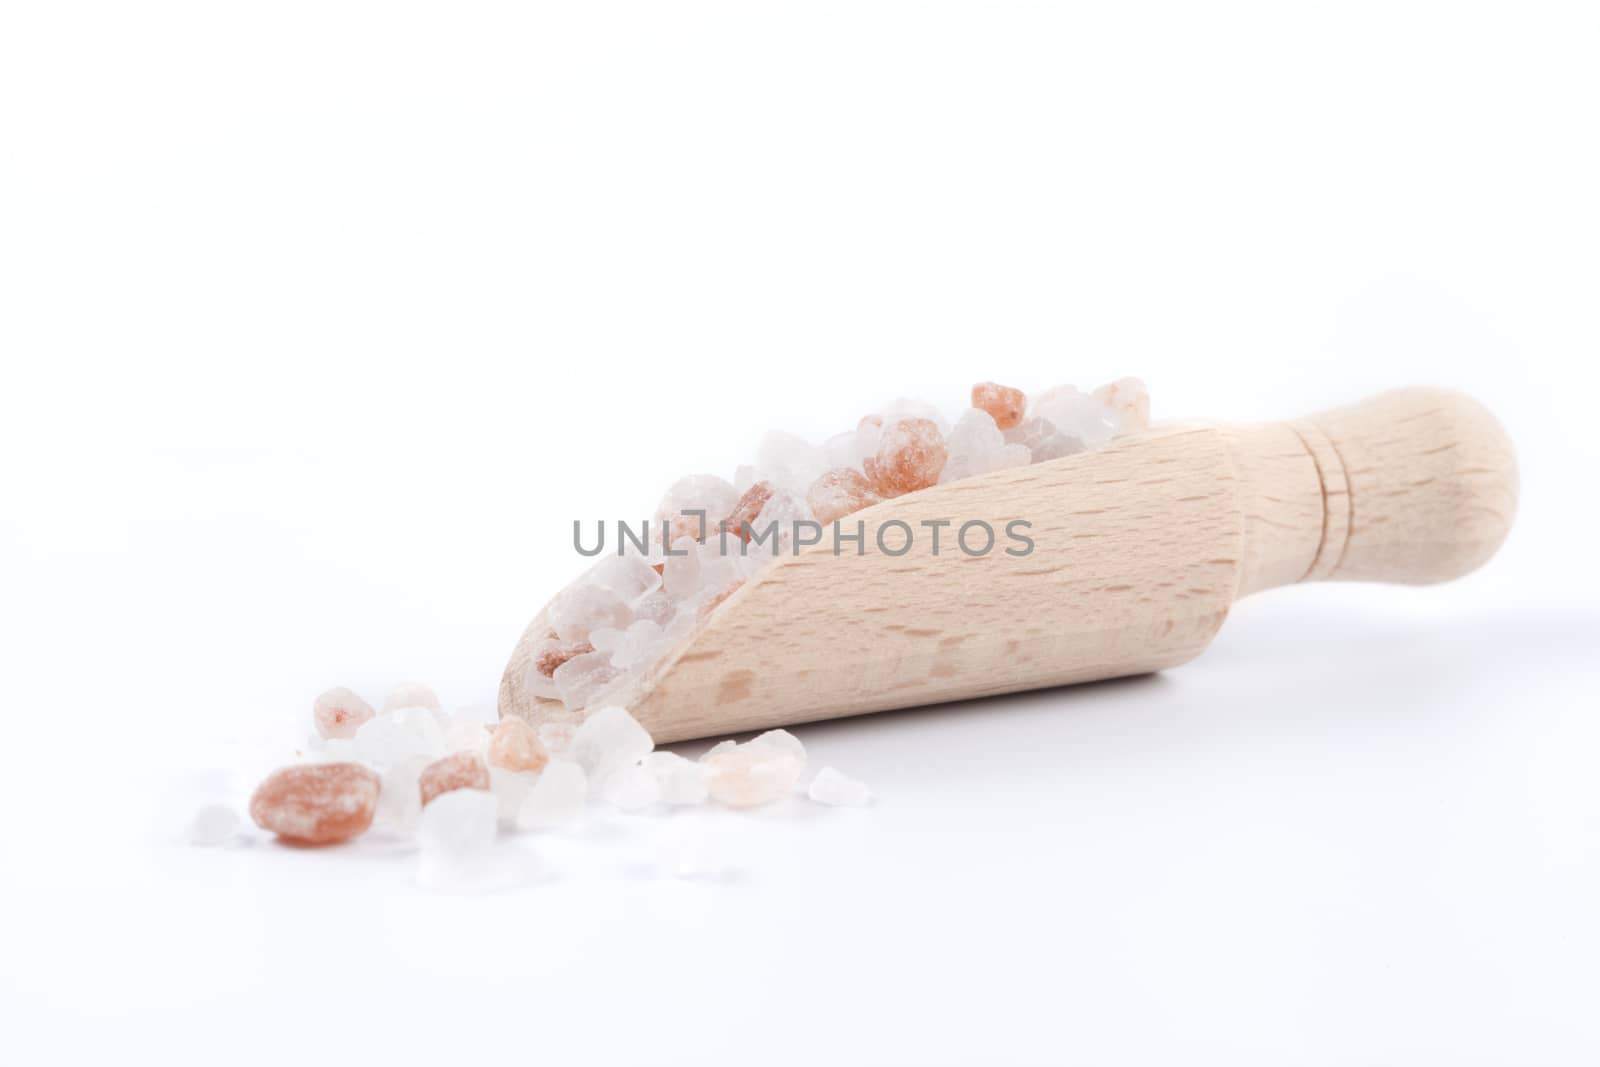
<box><xmin>2</xmin><ymin>2</ymin><xmax>1597</xmax><ymax>1063</ymax></box>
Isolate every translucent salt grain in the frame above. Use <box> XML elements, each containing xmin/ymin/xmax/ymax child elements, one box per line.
<box><xmin>645</xmin><ymin>751</ymin><xmax>709</xmax><ymax>806</ymax></box>
<box><xmin>821</xmin><ymin>426</ymin><xmax>880</xmax><ymax>474</ymax></box>
<box><xmin>703</xmin><ymin>744</ymin><xmax>803</xmax><ymax>808</ymax></box>
<box><xmin>697</xmin><ymin>581</ymin><xmax>743</xmax><ymax>619</ymax></box>
<box><xmin>531</xmin><ymin>638</ymin><xmax>594</xmax><ymax>681</ymax></box>
<box><xmin>971</xmin><ymin>381</ymin><xmax>1027</xmax><ymax>431</ymax></box>
<box><xmin>568</xmin><ymin>705</ymin><xmax>654</xmax><ymax>789</ymax></box>
<box><xmin>250</xmin><ymin>763</ymin><xmax>381</xmax><ymax>845</ymax></box>
<box><xmin>417</xmin><ymin>789</ymin><xmax>503</xmax><ymax>892</ymax></box>
<box><xmin>940</xmin><ymin>409</ymin><xmax>1010</xmax><ymax>484</ymax></box>
<box><xmin>349</xmin><ymin>706</ymin><xmax>448</xmax><ymax>766</ymax></box>
<box><xmin>1032</xmin><ymin>385</ymin><xmax>1119</xmax><ymax>450</ymax></box>
<box><xmin>488</xmin><ymin>766</ymin><xmax>538</xmax><ymax>828</ymax></box>
<box><xmin>547</xmin><ymin>583</ymin><xmax>632</xmax><ymax>644</ymax></box>
<box><xmin>1094</xmin><ymin>376</ymin><xmax>1150</xmax><ymax>432</ymax></box>
<box><xmin>699</xmin><ymin>739</ymin><xmax>738</xmax><ymax>762</ymax></box>
<box><xmin>588</xmin><ymin>554</ymin><xmax>663</xmax><ymax>606</ymax></box>
<box><xmin>486</xmin><ymin>717</ymin><xmax>548</xmax><ymax>773</ymax></box>
<box><xmin>752</xmin><ymin>487</ymin><xmax>815</xmax><ymax>553</ymax></box>
<box><xmin>807</xmin><ymin>467</ymin><xmax>882</xmax><ymax>525</ymax></box>
<box><xmin>516</xmin><ymin>759</ymin><xmax>587</xmax><ymax>830</ymax></box>
<box><xmin>632</xmin><ymin>592</ymin><xmax>675</xmax><ymax>628</ymax></box>
<box><xmin>1004</xmin><ymin>415</ymin><xmax>1084</xmax><ymax>463</ymax></box>
<box><xmin>374</xmin><ymin>755</ymin><xmax>429</xmax><ymax>834</ymax></box>
<box><xmin>313</xmin><ymin>686</ymin><xmax>375</xmax><ymax>740</ymax></box>
<box><xmin>607</xmin><ymin>619</ymin><xmax>668</xmax><ymax>671</ymax></box>
<box><xmin>551</xmin><ymin>650</ymin><xmax>622</xmax><ymax>710</ymax></box>
<box><xmin>755</xmin><ymin>430</ymin><xmax>825</xmax><ymax>497</ymax></box>
<box><xmin>865</xmin><ymin>418</ymin><xmax>948</xmax><ymax>498</ymax></box>
<box><xmin>606</xmin><ymin>762</ymin><xmax>662</xmax><ymax>811</ymax></box>
<box><xmin>749</xmin><ymin>728</ymin><xmax>806</xmax><ymax>772</ymax></box>
<box><xmin>418</xmin><ymin>751</ymin><xmax>490</xmax><ymax>807</ymax></box>
<box><xmin>655</xmin><ymin>474</ymin><xmax>740</xmax><ymax>546</ymax></box>
<box><xmin>186</xmin><ymin>804</ymin><xmax>239</xmax><ymax>846</ymax></box>
<box><xmin>382</xmin><ymin>682</ymin><xmax>442</xmax><ymax>714</ymax></box>
<box><xmin>538</xmin><ymin>721</ymin><xmax>578</xmax><ymax>757</ymax></box>
<box><xmin>442</xmin><ymin>710</ymin><xmax>491</xmax><ymax>754</ymax></box>
<box><xmin>721</xmin><ymin>481</ymin><xmax>775</xmax><ymax>541</ymax></box>
<box><xmin>808</xmin><ymin>767</ymin><xmax>872</xmax><ymax>807</ymax></box>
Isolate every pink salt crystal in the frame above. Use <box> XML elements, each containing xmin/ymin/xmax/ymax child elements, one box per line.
<box><xmin>863</xmin><ymin>418</ymin><xmax>948</xmax><ymax>498</ymax></box>
<box><xmin>807</xmin><ymin>467</ymin><xmax>883</xmax><ymax>525</ymax></box>
<box><xmin>418</xmin><ymin>751</ymin><xmax>490</xmax><ymax>807</ymax></box>
<box><xmin>703</xmin><ymin>745</ymin><xmax>803</xmax><ymax>808</ymax></box>
<box><xmin>382</xmin><ymin>682</ymin><xmax>442</xmax><ymax>714</ymax></box>
<box><xmin>249</xmin><ymin>763</ymin><xmax>380</xmax><ymax>845</ymax></box>
<box><xmin>1093</xmin><ymin>377</ymin><xmax>1151</xmax><ymax>432</ymax></box>
<box><xmin>487</xmin><ymin>718</ymin><xmax>549</xmax><ymax>774</ymax></box>
<box><xmin>312</xmin><ymin>686</ymin><xmax>375</xmax><ymax>740</ymax></box>
<box><xmin>534</xmin><ymin>639</ymin><xmax>594</xmax><ymax>679</ymax></box>
<box><xmin>971</xmin><ymin>381</ymin><xmax>1027</xmax><ymax>431</ymax></box>
<box><xmin>538</xmin><ymin>721</ymin><xmax>578</xmax><ymax>756</ymax></box>
<box><xmin>720</xmin><ymin>481</ymin><xmax>775</xmax><ymax>541</ymax></box>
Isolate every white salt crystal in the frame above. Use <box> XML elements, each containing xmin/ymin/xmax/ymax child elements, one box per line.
<box><xmin>756</xmin><ymin>430</ymin><xmax>825</xmax><ymax>497</ymax></box>
<box><xmin>567</xmin><ymin>705</ymin><xmax>654</xmax><ymax>789</ymax></box>
<box><xmin>417</xmin><ymin>789</ymin><xmax>503</xmax><ymax>891</ymax></box>
<box><xmin>703</xmin><ymin>743</ymin><xmax>804</xmax><ymax>808</ymax></box>
<box><xmin>645</xmin><ymin>751</ymin><xmax>709</xmax><ymax>805</ymax></box>
<box><xmin>733</xmin><ymin>463</ymin><xmax>760</xmax><ymax>494</ymax></box>
<box><xmin>186</xmin><ymin>804</ymin><xmax>239</xmax><ymax>846</ymax></box>
<box><xmin>699</xmin><ymin>739</ymin><xmax>738</xmax><ymax>762</ymax></box>
<box><xmin>588</xmin><ymin>554</ymin><xmax>662</xmax><ymax>606</ymax></box>
<box><xmin>660</xmin><ymin>542</ymin><xmax>704</xmax><ymax>600</ymax></box>
<box><xmin>488</xmin><ymin>766</ymin><xmax>538</xmax><ymax>828</ymax></box>
<box><xmin>374</xmin><ymin>754</ymin><xmax>430</xmax><ymax>834</ymax></box>
<box><xmin>551</xmin><ymin>651</ymin><xmax>622</xmax><ymax>711</ymax></box>
<box><xmin>538</xmin><ymin>721</ymin><xmax>578</xmax><ymax>756</ymax></box>
<box><xmin>382</xmin><ymin>682</ymin><xmax>442</xmax><ymax>714</ymax></box>
<box><xmin>1032</xmin><ymin>385</ymin><xmax>1119</xmax><ymax>450</ymax></box>
<box><xmin>1004</xmin><ymin>415</ymin><xmax>1084</xmax><ymax>462</ymax></box>
<box><xmin>752</xmin><ymin>487</ymin><xmax>815</xmax><ymax>554</ymax></box>
<box><xmin>351</xmin><ymin>706</ymin><xmax>448</xmax><ymax>766</ymax></box>
<box><xmin>808</xmin><ymin>766</ymin><xmax>872</xmax><ymax>807</ymax></box>
<box><xmin>749</xmin><ymin>728</ymin><xmax>806</xmax><ymax>772</ymax></box>
<box><xmin>632</xmin><ymin>592</ymin><xmax>675</xmax><ymax>627</ymax></box>
<box><xmin>878</xmin><ymin>396</ymin><xmax>950</xmax><ymax>435</ymax></box>
<box><xmin>609</xmin><ymin>618</ymin><xmax>667</xmax><ymax>671</ymax></box>
<box><xmin>822</xmin><ymin>425</ymin><xmax>880</xmax><ymax>473</ymax></box>
<box><xmin>516</xmin><ymin>759</ymin><xmax>587</xmax><ymax>831</ymax></box>
<box><xmin>1093</xmin><ymin>376</ymin><xmax>1150</xmax><ymax>432</ymax></box>
<box><xmin>442</xmin><ymin>708</ymin><xmax>491</xmax><ymax>754</ymax></box>
<box><xmin>547</xmin><ymin>583</ymin><xmax>632</xmax><ymax>644</ymax></box>
<box><xmin>655</xmin><ymin>474</ymin><xmax>740</xmax><ymax>543</ymax></box>
<box><xmin>940</xmin><ymin>408</ymin><xmax>1009</xmax><ymax>483</ymax></box>
<box><xmin>606</xmin><ymin>762</ymin><xmax>662</xmax><ymax>811</ymax></box>
<box><xmin>588</xmin><ymin>627</ymin><xmax>625</xmax><ymax>655</ymax></box>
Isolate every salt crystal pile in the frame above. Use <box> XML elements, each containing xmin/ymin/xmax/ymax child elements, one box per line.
<box><xmin>521</xmin><ymin>377</ymin><xmax>1149</xmax><ymax>717</ymax></box>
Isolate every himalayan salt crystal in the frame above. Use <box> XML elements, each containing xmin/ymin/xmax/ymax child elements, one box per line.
<box><xmin>876</xmin><ymin>397</ymin><xmax>950</xmax><ymax>435</ymax></box>
<box><xmin>808</xmin><ymin>766</ymin><xmax>872</xmax><ymax>807</ymax></box>
<box><xmin>646</xmin><ymin>751</ymin><xmax>709</xmax><ymax>805</ymax></box>
<box><xmin>249</xmin><ymin>762</ymin><xmax>380</xmax><ymax>845</ymax></box>
<box><xmin>606</xmin><ymin>762</ymin><xmax>662</xmax><ymax>811</ymax></box>
<box><xmin>547</xmin><ymin>583</ymin><xmax>632</xmax><ymax>644</ymax></box>
<box><xmin>940</xmin><ymin>409</ymin><xmax>1009</xmax><ymax>484</ymax></box>
<box><xmin>187</xmin><ymin>803</ymin><xmax>239</xmax><ymax>846</ymax></box>
<box><xmin>551</xmin><ymin>650</ymin><xmax>621</xmax><ymax>710</ymax></box>
<box><xmin>588</xmin><ymin>554</ymin><xmax>663</xmax><ymax>606</ymax></box>
<box><xmin>417</xmin><ymin>789</ymin><xmax>503</xmax><ymax>892</ymax></box>
<box><xmin>749</xmin><ymin>728</ymin><xmax>806</xmax><ymax>771</ymax></box>
<box><xmin>516</xmin><ymin>759</ymin><xmax>588</xmax><ymax>830</ymax></box>
<box><xmin>971</xmin><ymin>381</ymin><xmax>1027</xmax><ymax>431</ymax></box>
<box><xmin>538</xmin><ymin>721</ymin><xmax>578</xmax><ymax>756</ymax></box>
<box><xmin>488</xmin><ymin>766</ymin><xmax>538</xmax><ymax>827</ymax></box>
<box><xmin>532</xmin><ymin>639</ymin><xmax>594</xmax><ymax>682</ymax></box>
<box><xmin>374</xmin><ymin>754</ymin><xmax>429</xmax><ymax>834</ymax></box>
<box><xmin>703</xmin><ymin>742</ymin><xmax>804</xmax><ymax>808</ymax></box>
<box><xmin>568</xmin><ymin>705</ymin><xmax>654</xmax><ymax>789</ymax></box>
<box><xmin>382</xmin><ymin>682</ymin><xmax>441</xmax><ymax>714</ymax></box>
<box><xmin>349</xmin><ymin>706</ymin><xmax>448</xmax><ymax>766</ymax></box>
<box><xmin>442</xmin><ymin>708</ymin><xmax>491</xmax><ymax>754</ymax></box>
<box><xmin>486</xmin><ymin>718</ymin><xmax>548</xmax><ymax>774</ymax></box>
<box><xmin>1094</xmin><ymin>376</ymin><xmax>1151</xmax><ymax>432</ymax></box>
<box><xmin>721</xmin><ymin>481</ymin><xmax>775</xmax><ymax>541</ymax></box>
<box><xmin>418</xmin><ymin>751</ymin><xmax>490</xmax><ymax>807</ymax></box>
<box><xmin>752</xmin><ymin>487</ymin><xmax>815</xmax><ymax>553</ymax></box>
<box><xmin>608</xmin><ymin>619</ymin><xmax>668</xmax><ymax>671</ymax></box>
<box><xmin>632</xmin><ymin>592</ymin><xmax>675</xmax><ymax>628</ymax></box>
<box><xmin>821</xmin><ymin>425</ymin><xmax>879</xmax><ymax>474</ymax></box>
<box><xmin>313</xmin><ymin>686</ymin><xmax>375</xmax><ymax>740</ymax></box>
<box><xmin>1032</xmin><ymin>384</ymin><xmax>1119</xmax><ymax>450</ymax></box>
<box><xmin>1004</xmin><ymin>414</ymin><xmax>1082</xmax><ymax>462</ymax></box>
<box><xmin>807</xmin><ymin>467</ymin><xmax>882</xmax><ymax>525</ymax></box>
<box><xmin>864</xmin><ymin>418</ymin><xmax>947</xmax><ymax>498</ymax></box>
<box><xmin>655</xmin><ymin>474</ymin><xmax>740</xmax><ymax>546</ymax></box>
<box><xmin>756</xmin><ymin>430</ymin><xmax>826</xmax><ymax>497</ymax></box>
<box><xmin>699</xmin><ymin>739</ymin><xmax>738</xmax><ymax>762</ymax></box>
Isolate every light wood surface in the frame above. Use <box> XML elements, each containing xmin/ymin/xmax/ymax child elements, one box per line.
<box><xmin>501</xmin><ymin>387</ymin><xmax>1518</xmax><ymax>743</ymax></box>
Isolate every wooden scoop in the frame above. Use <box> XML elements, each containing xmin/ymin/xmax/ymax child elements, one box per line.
<box><xmin>500</xmin><ymin>387</ymin><xmax>1517</xmax><ymax>744</ymax></box>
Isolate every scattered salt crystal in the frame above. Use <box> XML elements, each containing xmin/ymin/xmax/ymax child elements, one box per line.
<box><xmin>632</xmin><ymin>591</ymin><xmax>675</xmax><ymax>627</ymax></box>
<box><xmin>418</xmin><ymin>751</ymin><xmax>490</xmax><ymax>807</ymax></box>
<box><xmin>808</xmin><ymin>767</ymin><xmax>872</xmax><ymax>807</ymax></box>
<box><xmin>516</xmin><ymin>759</ymin><xmax>587</xmax><ymax>830</ymax></box>
<box><xmin>249</xmin><ymin>763</ymin><xmax>381</xmax><ymax>845</ymax></box>
<box><xmin>373</xmin><ymin>755</ymin><xmax>429</xmax><ymax>834</ymax></box>
<box><xmin>312</xmin><ymin>686</ymin><xmax>375</xmax><ymax>740</ymax></box>
<box><xmin>488</xmin><ymin>766</ymin><xmax>538</xmax><ymax>828</ymax></box>
<box><xmin>970</xmin><ymin>381</ymin><xmax>1027</xmax><ymax>430</ymax></box>
<box><xmin>865</xmin><ymin>418</ymin><xmax>948</xmax><ymax>498</ymax></box>
<box><xmin>486</xmin><ymin>717</ymin><xmax>549</xmax><ymax>773</ymax></box>
<box><xmin>186</xmin><ymin>803</ymin><xmax>239</xmax><ymax>846</ymax></box>
<box><xmin>1094</xmin><ymin>376</ymin><xmax>1150</xmax><ymax>432</ymax></box>
<box><xmin>1004</xmin><ymin>415</ymin><xmax>1084</xmax><ymax>462</ymax></box>
<box><xmin>349</xmin><ymin>706</ymin><xmax>448</xmax><ymax>766</ymax></box>
<box><xmin>567</xmin><ymin>705</ymin><xmax>654</xmax><ymax>789</ymax></box>
<box><xmin>699</xmin><ymin>739</ymin><xmax>738</xmax><ymax>762</ymax></box>
<box><xmin>645</xmin><ymin>751</ymin><xmax>709</xmax><ymax>806</ymax></box>
<box><xmin>749</xmin><ymin>728</ymin><xmax>806</xmax><ymax>771</ymax></box>
<box><xmin>538</xmin><ymin>721</ymin><xmax>578</xmax><ymax>756</ymax></box>
<box><xmin>382</xmin><ymin>682</ymin><xmax>442</xmax><ymax>714</ymax></box>
<box><xmin>442</xmin><ymin>709</ymin><xmax>491</xmax><ymax>754</ymax></box>
<box><xmin>751</xmin><ymin>487</ymin><xmax>815</xmax><ymax>553</ymax></box>
<box><xmin>417</xmin><ymin>789</ymin><xmax>504</xmax><ymax>891</ymax></box>
<box><xmin>703</xmin><ymin>743</ymin><xmax>803</xmax><ymax>808</ymax></box>
<box><xmin>606</xmin><ymin>762</ymin><xmax>662</xmax><ymax>811</ymax></box>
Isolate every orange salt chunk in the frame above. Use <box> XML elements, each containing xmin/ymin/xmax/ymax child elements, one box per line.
<box><xmin>486</xmin><ymin>718</ymin><xmax>549</xmax><ymax>774</ymax></box>
<box><xmin>418</xmin><ymin>751</ymin><xmax>490</xmax><ymax>807</ymax></box>
<box><xmin>249</xmin><ymin>763</ymin><xmax>380</xmax><ymax>845</ymax></box>
<box><xmin>720</xmin><ymin>481</ymin><xmax>775</xmax><ymax>541</ymax></box>
<box><xmin>806</xmin><ymin>467</ymin><xmax>882</xmax><ymax>525</ymax></box>
<box><xmin>864</xmin><ymin>418</ymin><xmax>947</xmax><ymax>498</ymax></box>
<box><xmin>971</xmin><ymin>381</ymin><xmax>1027</xmax><ymax>430</ymax></box>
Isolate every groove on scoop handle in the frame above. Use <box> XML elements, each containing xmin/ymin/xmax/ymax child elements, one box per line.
<box><xmin>1295</xmin><ymin>387</ymin><xmax>1518</xmax><ymax>586</ymax></box>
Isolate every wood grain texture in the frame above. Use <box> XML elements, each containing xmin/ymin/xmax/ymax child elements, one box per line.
<box><xmin>500</xmin><ymin>387</ymin><xmax>1517</xmax><ymax>743</ymax></box>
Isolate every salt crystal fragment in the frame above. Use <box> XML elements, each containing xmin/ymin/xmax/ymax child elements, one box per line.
<box><xmin>1032</xmin><ymin>384</ymin><xmax>1119</xmax><ymax>450</ymax></box>
<box><xmin>645</xmin><ymin>751</ymin><xmax>709</xmax><ymax>805</ymax></box>
<box><xmin>1093</xmin><ymin>376</ymin><xmax>1150</xmax><ymax>432</ymax></box>
<box><xmin>939</xmin><ymin>409</ymin><xmax>1010</xmax><ymax>484</ymax></box>
<box><xmin>807</xmin><ymin>467</ymin><xmax>882</xmax><ymax>525</ymax></box>
<box><xmin>1004</xmin><ymin>415</ymin><xmax>1083</xmax><ymax>462</ymax></box>
<box><xmin>488</xmin><ymin>766</ymin><xmax>538</xmax><ymax>828</ymax></box>
<box><xmin>699</xmin><ymin>739</ymin><xmax>738</xmax><ymax>762</ymax></box>
<box><xmin>442</xmin><ymin>709</ymin><xmax>491</xmax><ymax>754</ymax></box>
<box><xmin>751</xmin><ymin>487</ymin><xmax>815</xmax><ymax>553</ymax></box>
<box><xmin>186</xmin><ymin>803</ymin><xmax>239</xmax><ymax>846</ymax></box>
<box><xmin>249</xmin><ymin>763</ymin><xmax>380</xmax><ymax>845</ymax></box>
<box><xmin>538</xmin><ymin>721</ymin><xmax>578</xmax><ymax>756</ymax></box>
<box><xmin>382</xmin><ymin>682</ymin><xmax>442</xmax><ymax>714</ymax></box>
<box><xmin>749</xmin><ymin>728</ymin><xmax>806</xmax><ymax>772</ymax></box>
<box><xmin>808</xmin><ymin>766</ymin><xmax>872</xmax><ymax>807</ymax></box>
<box><xmin>655</xmin><ymin>474</ymin><xmax>740</xmax><ymax>546</ymax></box>
<box><xmin>864</xmin><ymin>418</ymin><xmax>947</xmax><ymax>498</ymax></box>
<box><xmin>487</xmin><ymin>718</ymin><xmax>548</xmax><ymax>773</ymax></box>
<box><xmin>551</xmin><ymin>650</ymin><xmax>622</xmax><ymax>711</ymax></box>
<box><xmin>374</xmin><ymin>755</ymin><xmax>429</xmax><ymax>834</ymax></box>
<box><xmin>547</xmin><ymin>583</ymin><xmax>632</xmax><ymax>644</ymax></box>
<box><xmin>417</xmin><ymin>789</ymin><xmax>503</xmax><ymax>891</ymax></box>
<box><xmin>755</xmin><ymin>430</ymin><xmax>825</xmax><ymax>497</ymax></box>
<box><xmin>418</xmin><ymin>751</ymin><xmax>490</xmax><ymax>807</ymax></box>
<box><xmin>567</xmin><ymin>705</ymin><xmax>654</xmax><ymax>789</ymax></box>
<box><xmin>703</xmin><ymin>744</ymin><xmax>803</xmax><ymax>808</ymax></box>
<box><xmin>721</xmin><ymin>481</ymin><xmax>775</xmax><ymax>542</ymax></box>
<box><xmin>606</xmin><ymin>762</ymin><xmax>662</xmax><ymax>811</ymax></box>
<box><xmin>971</xmin><ymin>381</ymin><xmax>1027</xmax><ymax>430</ymax></box>
<box><xmin>349</xmin><ymin>706</ymin><xmax>448</xmax><ymax>766</ymax></box>
<box><xmin>516</xmin><ymin>759</ymin><xmax>588</xmax><ymax>830</ymax></box>
<box><xmin>313</xmin><ymin>686</ymin><xmax>375</xmax><ymax>740</ymax></box>
<box><xmin>589</xmin><ymin>554</ymin><xmax>663</xmax><ymax>606</ymax></box>
<box><xmin>877</xmin><ymin>397</ymin><xmax>950</xmax><ymax>435</ymax></box>
<box><xmin>607</xmin><ymin>618</ymin><xmax>668</xmax><ymax>671</ymax></box>
<box><xmin>531</xmin><ymin>638</ymin><xmax>595</xmax><ymax>682</ymax></box>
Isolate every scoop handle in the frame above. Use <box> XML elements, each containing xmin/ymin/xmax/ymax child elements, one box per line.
<box><xmin>1227</xmin><ymin>387</ymin><xmax>1518</xmax><ymax>595</ymax></box>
